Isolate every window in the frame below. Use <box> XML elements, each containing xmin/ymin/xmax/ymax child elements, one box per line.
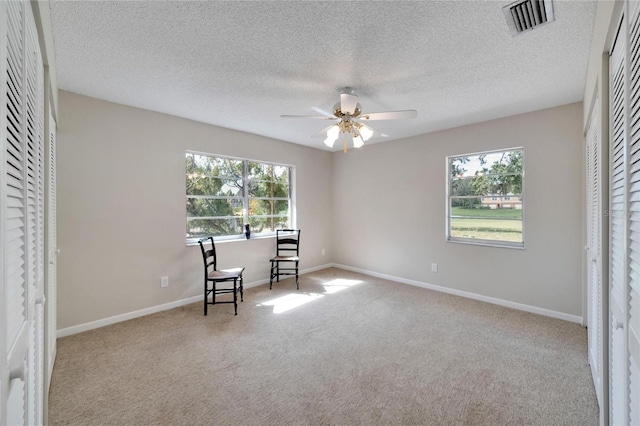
<box><xmin>186</xmin><ymin>152</ymin><xmax>293</xmax><ymax>243</ymax></box>
<box><xmin>447</xmin><ymin>148</ymin><xmax>524</xmax><ymax>247</ymax></box>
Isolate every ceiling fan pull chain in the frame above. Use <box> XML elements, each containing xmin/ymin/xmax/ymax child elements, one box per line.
<box><xmin>344</xmin><ymin>135</ymin><xmax>348</xmax><ymax>153</ymax></box>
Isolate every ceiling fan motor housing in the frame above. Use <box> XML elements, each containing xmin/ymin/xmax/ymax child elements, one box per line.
<box><xmin>333</xmin><ymin>102</ymin><xmax>362</xmax><ymax>119</ymax></box>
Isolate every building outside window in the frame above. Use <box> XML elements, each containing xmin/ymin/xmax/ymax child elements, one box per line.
<box><xmin>447</xmin><ymin>148</ymin><xmax>524</xmax><ymax>247</ymax></box>
<box><xmin>185</xmin><ymin>152</ymin><xmax>293</xmax><ymax>243</ymax></box>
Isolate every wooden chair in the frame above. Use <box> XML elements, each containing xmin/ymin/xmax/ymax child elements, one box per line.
<box><xmin>198</xmin><ymin>237</ymin><xmax>244</xmax><ymax>315</ymax></box>
<box><xmin>269</xmin><ymin>229</ymin><xmax>301</xmax><ymax>290</ymax></box>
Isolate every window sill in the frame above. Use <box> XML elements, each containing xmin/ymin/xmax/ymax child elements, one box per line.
<box><xmin>186</xmin><ymin>234</ymin><xmax>277</xmax><ymax>247</ymax></box>
<box><xmin>447</xmin><ymin>237</ymin><xmax>524</xmax><ymax>250</ymax></box>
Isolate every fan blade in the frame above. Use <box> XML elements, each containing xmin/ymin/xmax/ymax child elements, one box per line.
<box><xmin>311</xmin><ymin>106</ymin><xmax>334</xmax><ymax>117</ymax></box>
<box><xmin>359</xmin><ymin>110</ymin><xmax>417</xmax><ymax>121</ymax></box>
<box><xmin>281</xmin><ymin>114</ymin><xmax>336</xmax><ymax>119</ymax></box>
<box><xmin>340</xmin><ymin>93</ymin><xmax>359</xmax><ymax>115</ymax></box>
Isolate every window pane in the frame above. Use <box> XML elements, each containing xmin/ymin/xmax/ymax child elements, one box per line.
<box><xmin>249</xmin><ymin>199</ymin><xmax>289</xmax><ymax>216</ymax></box>
<box><xmin>248</xmin><ymin>162</ymin><xmax>289</xmax><ymax>182</ymax></box>
<box><xmin>450</xmin><ymin>216</ymin><xmax>522</xmax><ymax>242</ymax></box>
<box><xmin>451</xmin><ymin>203</ymin><xmax>522</xmax><ymax>220</ymax></box>
<box><xmin>449</xmin><ymin>150</ymin><xmax>522</xmax><ymax>179</ymax></box>
<box><xmin>248</xmin><ymin>179</ymin><xmax>289</xmax><ymax>198</ymax></box>
<box><xmin>450</xmin><ymin>173</ymin><xmax>523</xmax><ymax>196</ymax></box>
<box><xmin>186</xmin><ymin>197</ymin><xmax>243</xmax><ymax>217</ymax></box>
<box><xmin>450</xmin><ymin>177</ymin><xmax>493</xmax><ymax>197</ymax></box>
<box><xmin>450</xmin><ymin>201</ymin><xmax>522</xmax><ymax>242</ymax></box>
<box><xmin>186</xmin><ymin>153</ymin><xmax>242</xmax><ymax>178</ymax></box>
<box><xmin>186</xmin><ymin>177</ymin><xmax>243</xmax><ymax>196</ymax></box>
<box><xmin>248</xmin><ymin>216</ymin><xmax>289</xmax><ymax>233</ymax></box>
<box><xmin>186</xmin><ymin>218</ymin><xmax>243</xmax><ymax>238</ymax></box>
<box><xmin>478</xmin><ymin>195</ymin><xmax>522</xmax><ymax>212</ymax></box>
<box><xmin>450</xmin><ymin>196</ymin><xmax>484</xmax><ymax>210</ymax></box>
<box><xmin>482</xmin><ymin>173</ymin><xmax>523</xmax><ymax>195</ymax></box>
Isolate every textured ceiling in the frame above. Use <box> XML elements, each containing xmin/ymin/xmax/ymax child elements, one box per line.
<box><xmin>49</xmin><ymin>0</ymin><xmax>596</xmax><ymax>151</ymax></box>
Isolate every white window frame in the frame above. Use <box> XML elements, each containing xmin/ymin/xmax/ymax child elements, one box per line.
<box><xmin>446</xmin><ymin>147</ymin><xmax>525</xmax><ymax>249</ymax></box>
<box><xmin>186</xmin><ymin>151</ymin><xmax>295</xmax><ymax>244</ymax></box>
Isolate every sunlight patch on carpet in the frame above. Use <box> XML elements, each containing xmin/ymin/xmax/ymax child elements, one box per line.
<box><xmin>259</xmin><ymin>293</ymin><xmax>324</xmax><ymax>313</ymax></box>
<box><xmin>322</xmin><ymin>278</ymin><xmax>362</xmax><ymax>294</ymax></box>
<box><xmin>258</xmin><ymin>279</ymin><xmax>362</xmax><ymax>313</ymax></box>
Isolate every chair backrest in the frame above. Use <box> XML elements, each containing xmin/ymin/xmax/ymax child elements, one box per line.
<box><xmin>276</xmin><ymin>229</ymin><xmax>300</xmax><ymax>256</ymax></box>
<box><xmin>198</xmin><ymin>237</ymin><xmax>217</xmax><ymax>275</ymax></box>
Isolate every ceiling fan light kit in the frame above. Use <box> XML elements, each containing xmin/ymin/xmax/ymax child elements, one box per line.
<box><xmin>282</xmin><ymin>87</ymin><xmax>417</xmax><ymax>153</ymax></box>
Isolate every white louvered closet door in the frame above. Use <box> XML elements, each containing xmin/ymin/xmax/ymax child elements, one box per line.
<box><xmin>626</xmin><ymin>1</ymin><xmax>640</xmax><ymax>423</ymax></box>
<box><xmin>1</xmin><ymin>1</ymin><xmax>45</xmax><ymax>425</ymax></box>
<box><xmin>609</xmin><ymin>1</ymin><xmax>640</xmax><ymax>424</ymax></box>
<box><xmin>610</xmin><ymin>11</ymin><xmax>629</xmax><ymax>426</ymax></box>
<box><xmin>587</xmin><ymin>94</ymin><xmax>605</xmax><ymax>411</ymax></box>
<box><xmin>3</xmin><ymin>1</ymin><xmax>29</xmax><ymax>423</ymax></box>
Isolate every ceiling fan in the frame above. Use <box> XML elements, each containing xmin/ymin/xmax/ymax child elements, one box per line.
<box><xmin>281</xmin><ymin>88</ymin><xmax>417</xmax><ymax>152</ymax></box>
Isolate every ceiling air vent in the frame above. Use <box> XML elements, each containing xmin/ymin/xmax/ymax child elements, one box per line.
<box><xmin>503</xmin><ymin>0</ymin><xmax>555</xmax><ymax>36</ymax></box>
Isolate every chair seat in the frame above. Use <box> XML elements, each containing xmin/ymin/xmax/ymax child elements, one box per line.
<box><xmin>270</xmin><ymin>255</ymin><xmax>299</xmax><ymax>262</ymax></box>
<box><xmin>208</xmin><ymin>267</ymin><xmax>244</xmax><ymax>280</ymax></box>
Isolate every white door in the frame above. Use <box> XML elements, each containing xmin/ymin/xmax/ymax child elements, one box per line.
<box><xmin>609</xmin><ymin>12</ymin><xmax>629</xmax><ymax>426</ymax></box>
<box><xmin>587</xmin><ymin>94</ymin><xmax>606</xmax><ymax>415</ymax></box>
<box><xmin>1</xmin><ymin>2</ymin><xmax>29</xmax><ymax>421</ymax></box>
<box><xmin>609</xmin><ymin>1</ymin><xmax>640</xmax><ymax>423</ymax></box>
<box><xmin>1</xmin><ymin>1</ymin><xmax>46</xmax><ymax>424</ymax></box>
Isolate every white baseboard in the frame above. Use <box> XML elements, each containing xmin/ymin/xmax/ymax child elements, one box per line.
<box><xmin>58</xmin><ymin>262</ymin><xmax>579</xmax><ymax>337</ymax></box>
<box><xmin>57</xmin><ymin>263</ymin><xmax>334</xmax><ymax>338</ymax></box>
<box><xmin>331</xmin><ymin>263</ymin><xmax>583</xmax><ymax>324</ymax></box>
<box><xmin>57</xmin><ymin>294</ymin><xmax>203</xmax><ymax>338</ymax></box>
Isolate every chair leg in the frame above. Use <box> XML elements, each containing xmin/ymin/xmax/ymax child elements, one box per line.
<box><xmin>277</xmin><ymin>263</ymin><xmax>280</xmax><ymax>282</ymax></box>
<box><xmin>295</xmin><ymin>261</ymin><xmax>299</xmax><ymax>290</ymax></box>
<box><xmin>233</xmin><ymin>278</ymin><xmax>238</xmax><ymax>315</ymax></box>
<box><xmin>204</xmin><ymin>282</ymin><xmax>208</xmax><ymax>316</ymax></box>
<box><xmin>270</xmin><ymin>261</ymin><xmax>274</xmax><ymax>289</ymax></box>
<box><xmin>240</xmin><ymin>276</ymin><xmax>244</xmax><ymax>302</ymax></box>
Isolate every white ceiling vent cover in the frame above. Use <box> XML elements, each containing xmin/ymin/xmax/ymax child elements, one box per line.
<box><xmin>503</xmin><ymin>0</ymin><xmax>555</xmax><ymax>36</ymax></box>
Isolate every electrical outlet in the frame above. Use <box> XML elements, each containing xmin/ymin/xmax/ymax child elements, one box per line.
<box><xmin>161</xmin><ymin>276</ymin><xmax>169</xmax><ymax>287</ymax></box>
<box><xmin>321</xmin><ymin>249</ymin><xmax>326</xmax><ymax>256</ymax></box>
<box><xmin>431</xmin><ymin>263</ymin><xmax>438</xmax><ymax>273</ymax></box>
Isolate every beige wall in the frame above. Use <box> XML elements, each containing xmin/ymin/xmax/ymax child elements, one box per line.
<box><xmin>331</xmin><ymin>102</ymin><xmax>584</xmax><ymax>316</ymax></box>
<box><xmin>58</xmin><ymin>91</ymin><xmax>584</xmax><ymax>329</ymax></box>
<box><xmin>57</xmin><ymin>91</ymin><xmax>333</xmax><ymax>329</ymax></box>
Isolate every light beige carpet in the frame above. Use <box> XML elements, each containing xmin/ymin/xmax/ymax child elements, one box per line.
<box><xmin>49</xmin><ymin>268</ymin><xmax>598</xmax><ymax>425</ymax></box>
